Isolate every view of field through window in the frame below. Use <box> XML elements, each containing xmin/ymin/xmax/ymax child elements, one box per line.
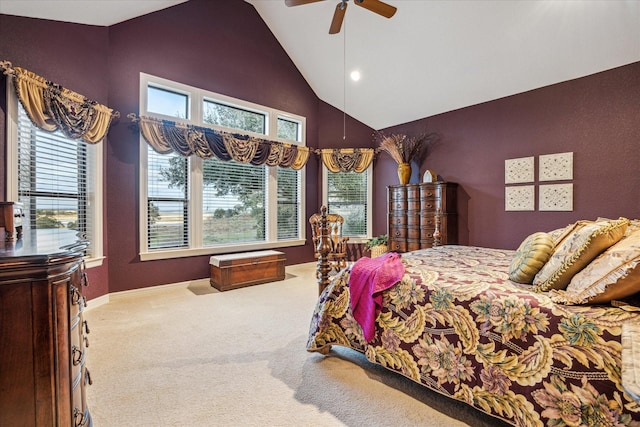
<box><xmin>146</xmin><ymin>83</ymin><xmax>302</xmax><ymax>250</ymax></box>
<box><xmin>16</xmin><ymin>103</ymin><xmax>96</xmax><ymax>256</ymax></box>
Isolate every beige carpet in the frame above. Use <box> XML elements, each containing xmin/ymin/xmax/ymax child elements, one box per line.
<box><xmin>85</xmin><ymin>262</ymin><xmax>509</xmax><ymax>426</ymax></box>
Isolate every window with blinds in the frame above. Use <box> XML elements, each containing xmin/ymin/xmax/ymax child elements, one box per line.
<box><xmin>277</xmin><ymin>166</ymin><xmax>300</xmax><ymax>240</ymax></box>
<box><xmin>147</xmin><ymin>151</ymin><xmax>188</xmax><ymax>249</ymax></box>
<box><xmin>202</xmin><ymin>159</ymin><xmax>266</xmax><ymax>245</ymax></box>
<box><xmin>324</xmin><ymin>168</ymin><xmax>372</xmax><ymax>239</ymax></box>
<box><xmin>140</xmin><ymin>73</ymin><xmax>305</xmax><ymax>258</ymax></box>
<box><xmin>16</xmin><ymin>103</ymin><xmax>97</xmax><ymax>256</ymax></box>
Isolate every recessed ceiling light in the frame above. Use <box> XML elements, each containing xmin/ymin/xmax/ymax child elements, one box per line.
<box><xmin>350</xmin><ymin>70</ymin><xmax>361</xmax><ymax>81</ymax></box>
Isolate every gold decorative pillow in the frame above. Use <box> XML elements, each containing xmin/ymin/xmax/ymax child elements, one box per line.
<box><xmin>551</xmin><ymin>227</ymin><xmax>640</xmax><ymax>304</ymax></box>
<box><xmin>533</xmin><ymin>218</ymin><xmax>630</xmax><ymax>292</ymax></box>
<box><xmin>509</xmin><ymin>232</ymin><xmax>554</xmax><ymax>284</ymax></box>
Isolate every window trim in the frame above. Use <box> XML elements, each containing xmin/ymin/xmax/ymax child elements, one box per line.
<box><xmin>321</xmin><ymin>164</ymin><xmax>373</xmax><ymax>243</ymax></box>
<box><xmin>139</xmin><ymin>73</ymin><xmax>306</xmax><ymax>261</ymax></box>
<box><xmin>5</xmin><ymin>79</ymin><xmax>105</xmax><ymax>268</ymax></box>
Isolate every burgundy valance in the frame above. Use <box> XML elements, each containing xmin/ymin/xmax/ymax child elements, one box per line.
<box><xmin>1</xmin><ymin>60</ymin><xmax>119</xmax><ymax>144</ymax></box>
<box><xmin>318</xmin><ymin>148</ymin><xmax>375</xmax><ymax>173</ymax></box>
<box><xmin>130</xmin><ymin>114</ymin><xmax>310</xmax><ymax>170</ymax></box>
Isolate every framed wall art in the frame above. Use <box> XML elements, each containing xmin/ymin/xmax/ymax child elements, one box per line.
<box><xmin>505</xmin><ymin>185</ymin><xmax>535</xmax><ymax>211</ymax></box>
<box><xmin>505</xmin><ymin>156</ymin><xmax>534</xmax><ymax>184</ymax></box>
<box><xmin>539</xmin><ymin>152</ymin><xmax>573</xmax><ymax>181</ymax></box>
<box><xmin>539</xmin><ymin>183</ymin><xmax>573</xmax><ymax>211</ymax></box>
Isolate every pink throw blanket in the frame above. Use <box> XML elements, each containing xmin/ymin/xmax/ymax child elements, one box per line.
<box><xmin>348</xmin><ymin>252</ymin><xmax>405</xmax><ymax>341</ymax></box>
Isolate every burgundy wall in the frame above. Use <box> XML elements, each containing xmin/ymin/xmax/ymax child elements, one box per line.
<box><xmin>105</xmin><ymin>0</ymin><xmax>326</xmax><ymax>292</ymax></box>
<box><xmin>376</xmin><ymin>62</ymin><xmax>640</xmax><ymax>249</ymax></box>
<box><xmin>0</xmin><ymin>15</ymin><xmax>111</xmax><ymax>299</ymax></box>
<box><xmin>2</xmin><ymin>1</ymin><xmax>638</xmax><ymax>296</ymax></box>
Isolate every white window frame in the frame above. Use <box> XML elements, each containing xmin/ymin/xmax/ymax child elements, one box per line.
<box><xmin>5</xmin><ymin>80</ymin><xmax>104</xmax><ymax>268</ymax></box>
<box><xmin>139</xmin><ymin>73</ymin><xmax>306</xmax><ymax>261</ymax></box>
<box><xmin>321</xmin><ymin>164</ymin><xmax>373</xmax><ymax>243</ymax></box>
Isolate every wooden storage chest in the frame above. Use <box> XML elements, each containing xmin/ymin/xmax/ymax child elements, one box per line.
<box><xmin>210</xmin><ymin>250</ymin><xmax>286</xmax><ymax>291</ymax></box>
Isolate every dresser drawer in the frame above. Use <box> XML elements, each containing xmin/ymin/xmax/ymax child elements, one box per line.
<box><xmin>389</xmin><ymin>227</ymin><xmax>406</xmax><ymax>239</ymax></box>
<box><xmin>420</xmin><ymin>198</ymin><xmax>441</xmax><ymax>212</ymax></box>
<box><xmin>389</xmin><ymin>239</ymin><xmax>407</xmax><ymax>252</ymax></box>
<box><xmin>389</xmin><ymin>199</ymin><xmax>408</xmax><ymax>211</ymax></box>
<box><xmin>420</xmin><ymin>214</ymin><xmax>436</xmax><ymax>228</ymax></box>
<box><xmin>408</xmin><ymin>224</ymin><xmax>420</xmax><ymax>239</ymax></box>
<box><xmin>420</xmin><ymin>228</ymin><xmax>436</xmax><ymax>240</ymax></box>
<box><xmin>406</xmin><ymin>185</ymin><xmax>421</xmax><ymax>210</ymax></box>
<box><xmin>420</xmin><ymin>184</ymin><xmax>442</xmax><ymax>199</ymax></box>
<box><xmin>71</xmin><ymin>366</ymin><xmax>91</xmax><ymax>427</ymax></box>
<box><xmin>389</xmin><ymin>213</ymin><xmax>407</xmax><ymax>227</ymax></box>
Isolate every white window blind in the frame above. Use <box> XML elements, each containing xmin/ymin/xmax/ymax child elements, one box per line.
<box><xmin>147</xmin><ymin>150</ymin><xmax>188</xmax><ymax>249</ymax></box>
<box><xmin>202</xmin><ymin>158</ymin><xmax>266</xmax><ymax>245</ymax></box>
<box><xmin>325</xmin><ymin>170</ymin><xmax>370</xmax><ymax>238</ymax></box>
<box><xmin>277</xmin><ymin>167</ymin><xmax>300</xmax><ymax>240</ymax></box>
<box><xmin>16</xmin><ymin>103</ymin><xmax>97</xmax><ymax>256</ymax></box>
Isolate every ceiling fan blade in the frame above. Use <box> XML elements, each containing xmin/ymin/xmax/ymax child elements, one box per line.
<box><xmin>329</xmin><ymin>1</ymin><xmax>347</xmax><ymax>34</ymax></box>
<box><xmin>354</xmin><ymin>0</ymin><xmax>397</xmax><ymax>18</ymax></box>
<box><xmin>284</xmin><ymin>0</ymin><xmax>325</xmax><ymax>6</ymax></box>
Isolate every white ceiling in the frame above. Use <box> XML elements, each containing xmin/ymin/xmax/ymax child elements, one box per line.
<box><xmin>2</xmin><ymin>0</ymin><xmax>638</xmax><ymax>130</ymax></box>
<box><xmin>0</xmin><ymin>0</ymin><xmax>187</xmax><ymax>26</ymax></box>
<box><xmin>249</xmin><ymin>0</ymin><xmax>640</xmax><ymax>129</ymax></box>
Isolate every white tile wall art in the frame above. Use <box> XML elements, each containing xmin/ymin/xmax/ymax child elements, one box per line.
<box><xmin>505</xmin><ymin>185</ymin><xmax>535</xmax><ymax>211</ymax></box>
<box><xmin>539</xmin><ymin>152</ymin><xmax>573</xmax><ymax>181</ymax></box>
<box><xmin>539</xmin><ymin>183</ymin><xmax>573</xmax><ymax>211</ymax></box>
<box><xmin>505</xmin><ymin>156</ymin><xmax>534</xmax><ymax>184</ymax></box>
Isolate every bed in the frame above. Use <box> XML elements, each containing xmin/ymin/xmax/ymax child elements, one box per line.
<box><xmin>307</xmin><ymin>211</ymin><xmax>640</xmax><ymax>426</ymax></box>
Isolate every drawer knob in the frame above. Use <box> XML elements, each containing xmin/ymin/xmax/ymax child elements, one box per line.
<box><xmin>74</xmin><ymin>408</ymin><xmax>88</xmax><ymax>427</ymax></box>
<box><xmin>82</xmin><ymin>272</ymin><xmax>90</xmax><ymax>287</ymax></box>
<box><xmin>72</xmin><ymin>345</ymin><xmax>83</xmax><ymax>366</ymax></box>
<box><xmin>70</xmin><ymin>286</ymin><xmax>81</xmax><ymax>305</ymax></box>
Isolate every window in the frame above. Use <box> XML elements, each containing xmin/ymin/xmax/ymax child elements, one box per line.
<box><xmin>147</xmin><ymin>151</ymin><xmax>188</xmax><ymax>249</ymax></box>
<box><xmin>6</xmin><ymin>91</ymin><xmax>103</xmax><ymax>266</ymax></box>
<box><xmin>322</xmin><ymin>166</ymin><xmax>373</xmax><ymax>240</ymax></box>
<box><xmin>140</xmin><ymin>74</ymin><xmax>305</xmax><ymax>259</ymax></box>
<box><xmin>202</xmin><ymin>159</ymin><xmax>266</xmax><ymax>245</ymax></box>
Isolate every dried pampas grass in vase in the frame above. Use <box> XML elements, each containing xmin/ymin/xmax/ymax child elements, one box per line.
<box><xmin>378</xmin><ymin>132</ymin><xmax>438</xmax><ymax>185</ymax></box>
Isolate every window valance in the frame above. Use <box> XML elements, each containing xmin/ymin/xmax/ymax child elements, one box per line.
<box><xmin>129</xmin><ymin>114</ymin><xmax>310</xmax><ymax>170</ymax></box>
<box><xmin>318</xmin><ymin>148</ymin><xmax>375</xmax><ymax>173</ymax></box>
<box><xmin>0</xmin><ymin>61</ymin><xmax>119</xmax><ymax>144</ymax></box>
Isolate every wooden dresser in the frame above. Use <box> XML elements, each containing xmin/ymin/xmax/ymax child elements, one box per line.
<box><xmin>0</xmin><ymin>230</ymin><xmax>92</xmax><ymax>427</ymax></box>
<box><xmin>388</xmin><ymin>182</ymin><xmax>458</xmax><ymax>252</ymax></box>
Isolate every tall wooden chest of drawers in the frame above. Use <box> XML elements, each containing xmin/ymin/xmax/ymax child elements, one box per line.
<box><xmin>0</xmin><ymin>230</ymin><xmax>92</xmax><ymax>427</ymax></box>
<box><xmin>388</xmin><ymin>182</ymin><xmax>458</xmax><ymax>252</ymax></box>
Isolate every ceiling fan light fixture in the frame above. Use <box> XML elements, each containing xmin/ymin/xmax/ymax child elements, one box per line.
<box><xmin>285</xmin><ymin>0</ymin><xmax>397</xmax><ymax>34</ymax></box>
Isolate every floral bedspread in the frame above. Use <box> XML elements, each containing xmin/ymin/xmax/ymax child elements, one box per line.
<box><xmin>307</xmin><ymin>246</ymin><xmax>640</xmax><ymax>426</ymax></box>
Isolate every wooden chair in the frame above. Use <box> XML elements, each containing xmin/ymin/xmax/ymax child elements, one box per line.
<box><xmin>309</xmin><ymin>211</ymin><xmax>349</xmax><ymax>274</ymax></box>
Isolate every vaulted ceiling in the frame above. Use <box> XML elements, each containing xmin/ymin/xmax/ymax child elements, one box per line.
<box><xmin>2</xmin><ymin>0</ymin><xmax>638</xmax><ymax>130</ymax></box>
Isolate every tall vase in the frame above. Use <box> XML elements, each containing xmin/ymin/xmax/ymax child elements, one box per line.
<box><xmin>397</xmin><ymin>162</ymin><xmax>411</xmax><ymax>185</ymax></box>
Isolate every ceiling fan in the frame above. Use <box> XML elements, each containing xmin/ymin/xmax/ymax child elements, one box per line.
<box><xmin>285</xmin><ymin>0</ymin><xmax>397</xmax><ymax>34</ymax></box>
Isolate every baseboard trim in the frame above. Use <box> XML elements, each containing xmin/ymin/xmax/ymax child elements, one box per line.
<box><xmin>85</xmin><ymin>262</ymin><xmax>317</xmax><ymax>311</ymax></box>
<box><xmin>86</xmin><ymin>293</ymin><xmax>110</xmax><ymax>311</ymax></box>
<box><xmin>86</xmin><ymin>278</ymin><xmax>210</xmax><ymax>311</ymax></box>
